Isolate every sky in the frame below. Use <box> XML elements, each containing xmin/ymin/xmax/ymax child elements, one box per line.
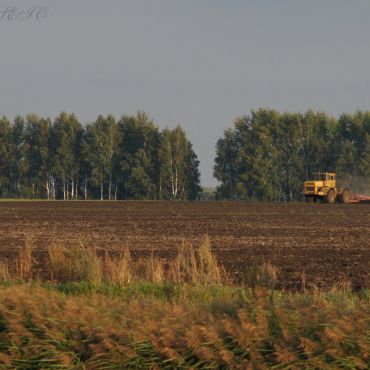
<box><xmin>1</xmin><ymin>0</ymin><xmax>370</xmax><ymax>187</ymax></box>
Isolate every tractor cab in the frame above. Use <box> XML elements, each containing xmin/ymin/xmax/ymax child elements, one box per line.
<box><xmin>313</xmin><ymin>172</ymin><xmax>336</xmax><ymax>189</ymax></box>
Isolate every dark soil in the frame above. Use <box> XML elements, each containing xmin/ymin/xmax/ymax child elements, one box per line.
<box><xmin>0</xmin><ymin>201</ymin><xmax>369</xmax><ymax>290</ymax></box>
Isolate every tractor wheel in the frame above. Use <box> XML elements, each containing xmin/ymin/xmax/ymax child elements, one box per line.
<box><xmin>305</xmin><ymin>196</ymin><xmax>315</xmax><ymax>203</ymax></box>
<box><xmin>324</xmin><ymin>189</ymin><xmax>336</xmax><ymax>204</ymax></box>
<box><xmin>338</xmin><ymin>188</ymin><xmax>350</xmax><ymax>204</ymax></box>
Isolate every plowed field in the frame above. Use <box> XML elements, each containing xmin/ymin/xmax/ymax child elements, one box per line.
<box><xmin>0</xmin><ymin>201</ymin><xmax>369</xmax><ymax>289</ymax></box>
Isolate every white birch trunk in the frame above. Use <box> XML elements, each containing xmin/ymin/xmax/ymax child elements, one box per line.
<box><xmin>174</xmin><ymin>132</ymin><xmax>180</xmax><ymax>198</ymax></box>
<box><xmin>71</xmin><ymin>179</ymin><xmax>74</xmax><ymax>200</ymax></box>
<box><xmin>75</xmin><ymin>178</ymin><xmax>78</xmax><ymax>200</ymax></box>
<box><xmin>169</xmin><ymin>143</ymin><xmax>175</xmax><ymax>197</ymax></box>
<box><xmin>46</xmin><ymin>178</ymin><xmax>50</xmax><ymax>200</ymax></box>
<box><xmin>100</xmin><ymin>172</ymin><xmax>104</xmax><ymax>201</ymax></box>
<box><xmin>84</xmin><ymin>176</ymin><xmax>88</xmax><ymax>200</ymax></box>
<box><xmin>52</xmin><ymin>177</ymin><xmax>56</xmax><ymax>200</ymax></box>
<box><xmin>181</xmin><ymin>175</ymin><xmax>187</xmax><ymax>199</ymax></box>
<box><xmin>175</xmin><ymin>168</ymin><xmax>178</xmax><ymax>198</ymax></box>
<box><xmin>109</xmin><ymin>171</ymin><xmax>112</xmax><ymax>200</ymax></box>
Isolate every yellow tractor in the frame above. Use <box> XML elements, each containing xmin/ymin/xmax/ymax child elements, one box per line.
<box><xmin>303</xmin><ymin>172</ymin><xmax>350</xmax><ymax>204</ymax></box>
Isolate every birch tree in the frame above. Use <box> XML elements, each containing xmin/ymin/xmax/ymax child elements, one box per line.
<box><xmin>10</xmin><ymin>116</ymin><xmax>26</xmax><ymax>196</ymax></box>
<box><xmin>23</xmin><ymin>114</ymin><xmax>51</xmax><ymax>199</ymax></box>
<box><xmin>89</xmin><ymin>115</ymin><xmax>118</xmax><ymax>200</ymax></box>
<box><xmin>159</xmin><ymin>126</ymin><xmax>191</xmax><ymax>199</ymax></box>
<box><xmin>49</xmin><ymin>112</ymin><xmax>82</xmax><ymax>200</ymax></box>
<box><xmin>0</xmin><ymin>116</ymin><xmax>13</xmax><ymax>196</ymax></box>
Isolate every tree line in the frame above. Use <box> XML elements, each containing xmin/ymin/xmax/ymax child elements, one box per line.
<box><xmin>214</xmin><ymin>109</ymin><xmax>370</xmax><ymax>201</ymax></box>
<box><xmin>0</xmin><ymin>112</ymin><xmax>201</xmax><ymax>200</ymax></box>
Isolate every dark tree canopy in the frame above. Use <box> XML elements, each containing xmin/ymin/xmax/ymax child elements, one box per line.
<box><xmin>214</xmin><ymin>109</ymin><xmax>370</xmax><ymax>201</ymax></box>
<box><xmin>0</xmin><ymin>112</ymin><xmax>201</xmax><ymax>201</ymax></box>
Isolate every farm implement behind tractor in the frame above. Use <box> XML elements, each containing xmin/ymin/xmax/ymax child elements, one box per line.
<box><xmin>303</xmin><ymin>172</ymin><xmax>370</xmax><ymax>204</ymax></box>
<box><xmin>349</xmin><ymin>194</ymin><xmax>370</xmax><ymax>204</ymax></box>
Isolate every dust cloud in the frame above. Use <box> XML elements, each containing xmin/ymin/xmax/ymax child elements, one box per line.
<box><xmin>337</xmin><ymin>175</ymin><xmax>370</xmax><ymax>195</ymax></box>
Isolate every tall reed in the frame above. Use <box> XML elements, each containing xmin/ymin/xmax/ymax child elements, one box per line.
<box><xmin>11</xmin><ymin>236</ymin><xmax>228</xmax><ymax>286</ymax></box>
<box><xmin>168</xmin><ymin>236</ymin><xmax>225</xmax><ymax>285</ymax></box>
<box><xmin>103</xmin><ymin>246</ymin><xmax>132</xmax><ymax>286</ymax></box>
<box><xmin>15</xmin><ymin>240</ymin><xmax>33</xmax><ymax>280</ymax></box>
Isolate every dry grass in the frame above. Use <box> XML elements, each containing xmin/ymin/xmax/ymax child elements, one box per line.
<box><xmin>139</xmin><ymin>252</ymin><xmax>166</xmax><ymax>284</ymax></box>
<box><xmin>7</xmin><ymin>236</ymin><xmax>227</xmax><ymax>286</ymax></box>
<box><xmin>0</xmin><ymin>238</ymin><xmax>368</xmax><ymax>368</ymax></box>
<box><xmin>168</xmin><ymin>236</ymin><xmax>225</xmax><ymax>285</ymax></box>
<box><xmin>0</xmin><ymin>284</ymin><xmax>367</xmax><ymax>369</ymax></box>
<box><xmin>15</xmin><ymin>239</ymin><xmax>33</xmax><ymax>280</ymax></box>
<box><xmin>243</xmin><ymin>262</ymin><xmax>280</xmax><ymax>289</ymax></box>
<box><xmin>48</xmin><ymin>243</ymin><xmax>102</xmax><ymax>284</ymax></box>
<box><xmin>103</xmin><ymin>246</ymin><xmax>133</xmax><ymax>285</ymax></box>
<box><xmin>0</xmin><ymin>260</ymin><xmax>10</xmax><ymax>282</ymax></box>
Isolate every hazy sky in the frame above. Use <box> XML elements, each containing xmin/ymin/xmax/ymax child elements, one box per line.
<box><xmin>1</xmin><ymin>0</ymin><xmax>370</xmax><ymax>186</ymax></box>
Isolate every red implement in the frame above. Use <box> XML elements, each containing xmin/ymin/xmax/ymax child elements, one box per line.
<box><xmin>350</xmin><ymin>194</ymin><xmax>370</xmax><ymax>203</ymax></box>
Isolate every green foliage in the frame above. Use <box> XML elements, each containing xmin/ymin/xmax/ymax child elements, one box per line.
<box><xmin>215</xmin><ymin>109</ymin><xmax>370</xmax><ymax>200</ymax></box>
<box><xmin>0</xmin><ymin>116</ymin><xmax>13</xmax><ymax>196</ymax></box>
<box><xmin>0</xmin><ymin>112</ymin><xmax>201</xmax><ymax>200</ymax></box>
<box><xmin>23</xmin><ymin>114</ymin><xmax>51</xmax><ymax>198</ymax></box>
<box><xmin>10</xmin><ymin>116</ymin><xmax>27</xmax><ymax>197</ymax></box>
<box><xmin>88</xmin><ymin>115</ymin><xmax>118</xmax><ymax>200</ymax></box>
<box><xmin>117</xmin><ymin>112</ymin><xmax>161</xmax><ymax>199</ymax></box>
